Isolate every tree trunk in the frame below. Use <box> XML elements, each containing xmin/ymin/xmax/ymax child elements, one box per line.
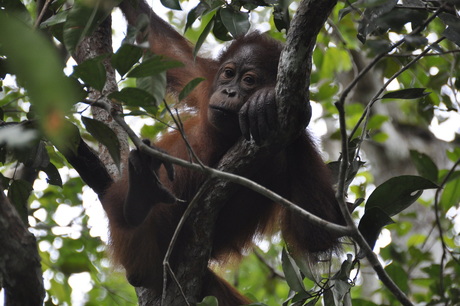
<box><xmin>74</xmin><ymin>16</ymin><xmax>129</xmax><ymax>180</ymax></box>
<box><xmin>0</xmin><ymin>187</ymin><xmax>44</xmax><ymax>306</ymax></box>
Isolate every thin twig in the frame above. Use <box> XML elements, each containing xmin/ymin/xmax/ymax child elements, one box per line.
<box><xmin>34</xmin><ymin>0</ymin><xmax>52</xmax><ymax>28</ymax></box>
<box><xmin>386</xmin><ymin>49</ymin><xmax>460</xmax><ymax>57</ymax></box>
<box><xmin>354</xmin><ymin>228</ymin><xmax>414</xmax><ymax>305</ymax></box>
<box><xmin>163</xmin><ymin>101</ymin><xmax>204</xmax><ymax>167</ymax></box>
<box><xmin>163</xmin><ymin>262</ymin><xmax>191</xmax><ymax>306</ymax></box>
<box><xmin>433</xmin><ymin>157</ymin><xmax>460</xmax><ymax>302</ymax></box>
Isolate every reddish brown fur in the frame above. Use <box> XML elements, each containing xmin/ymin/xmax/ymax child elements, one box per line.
<box><xmin>102</xmin><ymin>1</ymin><xmax>345</xmax><ymax>305</ymax></box>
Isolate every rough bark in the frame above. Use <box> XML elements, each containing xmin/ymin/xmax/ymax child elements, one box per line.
<box><xmin>0</xmin><ymin>187</ymin><xmax>44</xmax><ymax>306</ymax></box>
<box><xmin>74</xmin><ymin>16</ymin><xmax>129</xmax><ymax>180</ymax></box>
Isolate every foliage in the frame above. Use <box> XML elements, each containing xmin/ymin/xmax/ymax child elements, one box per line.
<box><xmin>0</xmin><ymin>0</ymin><xmax>459</xmax><ymax>305</ymax></box>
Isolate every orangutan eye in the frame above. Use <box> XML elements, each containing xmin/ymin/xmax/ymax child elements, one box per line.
<box><xmin>223</xmin><ymin>68</ymin><xmax>235</xmax><ymax>78</ymax></box>
<box><xmin>243</xmin><ymin>75</ymin><xmax>256</xmax><ymax>86</ymax></box>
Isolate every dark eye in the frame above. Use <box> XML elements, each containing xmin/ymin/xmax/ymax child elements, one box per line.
<box><xmin>243</xmin><ymin>75</ymin><xmax>255</xmax><ymax>86</ymax></box>
<box><xmin>223</xmin><ymin>68</ymin><xmax>234</xmax><ymax>78</ymax></box>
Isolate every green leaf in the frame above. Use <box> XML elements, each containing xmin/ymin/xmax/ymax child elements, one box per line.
<box><xmin>440</xmin><ymin>13</ymin><xmax>460</xmax><ymax>47</ymax></box>
<box><xmin>40</xmin><ymin>10</ymin><xmax>68</xmax><ymax>28</ymax></box>
<box><xmin>333</xmin><ymin>254</ymin><xmax>354</xmax><ymax>281</ymax></box>
<box><xmin>185</xmin><ymin>5</ymin><xmax>202</xmax><ymax>32</ymax></box>
<box><xmin>357</xmin><ymin>0</ymin><xmax>398</xmax><ymax>43</ymax></box>
<box><xmin>109</xmin><ymin>87</ymin><xmax>156</xmax><ymax>108</ymax></box>
<box><xmin>330</xmin><ymin>279</ymin><xmax>352</xmax><ymax>305</ymax></box>
<box><xmin>371</xmin><ymin>131</ymin><xmax>388</xmax><ymax>143</ymax></box>
<box><xmin>112</xmin><ymin>44</ymin><xmax>144</xmax><ymax>77</ymax></box>
<box><xmin>197</xmin><ymin>296</ymin><xmax>218</xmax><ymax>306</ymax></box>
<box><xmin>0</xmin><ymin>173</ymin><xmax>11</xmax><ymax>189</ymax></box>
<box><xmin>443</xmin><ymin>26</ymin><xmax>460</xmax><ymax>47</ymax></box>
<box><xmin>440</xmin><ymin>175</ymin><xmax>460</xmax><ymax>210</ymax></box>
<box><xmin>446</xmin><ymin>148</ymin><xmax>460</xmax><ymax>163</ymax></box>
<box><xmin>273</xmin><ymin>0</ymin><xmax>291</xmax><ymax>32</ymax></box>
<box><xmin>290</xmin><ymin>291</ymin><xmax>313</xmax><ymax>304</ymax></box>
<box><xmin>409</xmin><ymin>150</ymin><xmax>438</xmax><ymax>183</ymax></box>
<box><xmin>179</xmin><ymin>78</ymin><xmax>205</xmax><ymax>101</ymax></box>
<box><xmin>72</xmin><ymin>55</ymin><xmax>108</xmax><ymax>92</ymax></box>
<box><xmin>219</xmin><ymin>7</ymin><xmax>250</xmax><ymax>38</ymax></box>
<box><xmin>50</xmin><ymin>121</ymin><xmax>81</xmax><ymax>156</ymax></box>
<box><xmin>160</xmin><ymin>0</ymin><xmax>181</xmax><ymax>10</ymax></box>
<box><xmin>0</xmin><ymin>0</ymin><xmax>33</xmax><ymax>25</ymax></box>
<box><xmin>381</xmin><ymin>88</ymin><xmax>430</xmax><ymax>100</ymax></box>
<box><xmin>194</xmin><ymin>16</ymin><xmax>215</xmax><ymax>58</ymax></box>
<box><xmin>58</xmin><ymin>252</ymin><xmax>91</xmax><ymax>274</ymax></box>
<box><xmin>323</xmin><ymin>287</ymin><xmax>336</xmax><ymax>306</ymax></box>
<box><xmin>42</xmin><ymin>162</ymin><xmax>63</xmax><ymax>187</ymax></box>
<box><xmin>367</xmin><ymin>114</ymin><xmax>389</xmax><ymax>130</ymax></box>
<box><xmin>213</xmin><ymin>9</ymin><xmax>233</xmax><ymax>41</ymax></box>
<box><xmin>326</xmin><ymin>255</ymin><xmax>354</xmax><ymax>304</ymax></box>
<box><xmin>417</xmin><ymin>95</ymin><xmax>434</xmax><ymax>124</ymax></box>
<box><xmin>320</xmin><ymin>47</ymin><xmax>352</xmax><ymax>79</ymax></box>
<box><xmin>127</xmin><ymin>56</ymin><xmax>184</xmax><ymax>78</ymax></box>
<box><xmin>358</xmin><ymin>207</ymin><xmax>394</xmax><ymax>250</ymax></box>
<box><xmin>281</xmin><ymin>249</ymin><xmax>306</xmax><ymax>293</ymax></box>
<box><xmin>21</xmin><ymin>141</ymin><xmax>50</xmax><ymax>169</ymax></box>
<box><xmin>366</xmin><ymin>175</ymin><xmax>438</xmax><ymax>217</ymax></box>
<box><xmin>64</xmin><ymin>1</ymin><xmax>103</xmax><ymax>54</ymax></box>
<box><xmin>8</xmin><ymin>179</ymin><xmax>33</xmax><ymax>224</ymax></box>
<box><xmin>137</xmin><ymin>72</ymin><xmax>167</xmax><ymax>110</ymax></box>
<box><xmin>81</xmin><ymin>116</ymin><xmax>121</xmax><ymax>169</ymax></box>
<box><xmin>328</xmin><ymin>159</ymin><xmax>365</xmax><ymax>190</ymax></box>
<box><xmin>385</xmin><ymin>262</ymin><xmax>409</xmax><ymax>292</ymax></box>
<box><xmin>185</xmin><ymin>1</ymin><xmax>217</xmax><ymax>33</ymax></box>
<box><xmin>140</xmin><ymin>122</ymin><xmax>166</xmax><ymax>139</ymax></box>
<box><xmin>0</xmin><ymin>12</ymin><xmax>81</xmax><ymax>145</ymax></box>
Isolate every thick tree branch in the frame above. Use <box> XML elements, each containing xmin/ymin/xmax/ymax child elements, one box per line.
<box><xmin>0</xmin><ymin>186</ymin><xmax>45</xmax><ymax>305</ymax></box>
<box><xmin>276</xmin><ymin>0</ymin><xmax>338</xmax><ymax>138</ymax></box>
